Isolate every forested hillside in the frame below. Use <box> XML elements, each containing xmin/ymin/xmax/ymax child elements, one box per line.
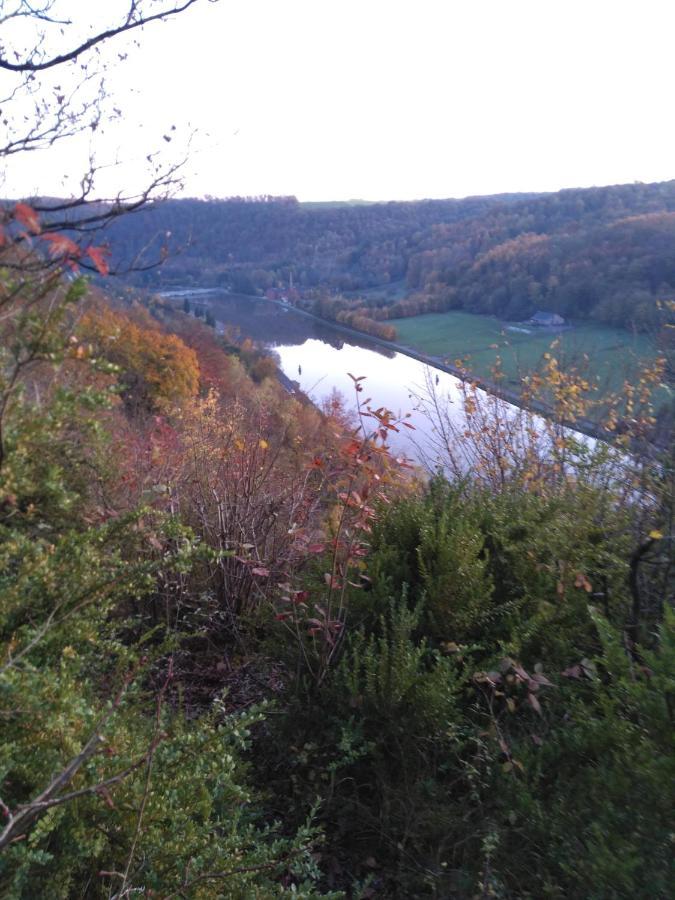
<box><xmin>102</xmin><ymin>181</ymin><xmax>675</xmax><ymax>331</ymax></box>
<box><xmin>2</xmin><ymin>3</ymin><xmax>674</xmax><ymax>895</ymax></box>
<box><xmin>102</xmin><ymin>193</ymin><xmax>516</xmax><ymax>290</ymax></box>
<box><xmin>2</xmin><ymin>195</ymin><xmax>673</xmax><ymax>896</ymax></box>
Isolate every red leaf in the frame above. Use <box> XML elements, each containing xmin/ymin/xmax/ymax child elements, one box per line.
<box><xmin>512</xmin><ymin>664</ymin><xmax>529</xmax><ymax>682</ymax></box>
<box><xmin>41</xmin><ymin>233</ymin><xmax>80</xmax><ymax>259</ymax></box>
<box><xmin>86</xmin><ymin>245</ymin><xmax>110</xmax><ymax>276</ymax></box>
<box><xmin>97</xmin><ymin>786</ymin><xmax>116</xmax><ymax>809</ymax></box>
<box><xmin>14</xmin><ymin>202</ymin><xmax>41</xmax><ymax>234</ymax></box>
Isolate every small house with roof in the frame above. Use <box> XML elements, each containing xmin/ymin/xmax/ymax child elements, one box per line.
<box><xmin>527</xmin><ymin>310</ymin><xmax>565</xmax><ymax>327</ymax></box>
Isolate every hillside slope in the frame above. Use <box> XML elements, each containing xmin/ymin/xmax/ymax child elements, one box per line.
<box><xmin>95</xmin><ymin>181</ymin><xmax>675</xmax><ymax>332</ymax></box>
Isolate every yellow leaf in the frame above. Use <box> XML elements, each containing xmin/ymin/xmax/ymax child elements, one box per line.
<box><xmin>649</xmin><ymin>530</ymin><xmax>663</xmax><ymax>540</ymax></box>
<box><xmin>259</xmin><ymin>439</ymin><xmax>269</xmax><ymax>450</ymax></box>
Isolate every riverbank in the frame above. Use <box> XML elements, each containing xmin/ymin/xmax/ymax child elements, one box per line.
<box><xmin>261</xmin><ymin>299</ymin><xmax>619</xmax><ymax>445</ymax></box>
<box><xmin>164</xmin><ymin>289</ymin><xmax>646</xmax><ymax>449</ymax></box>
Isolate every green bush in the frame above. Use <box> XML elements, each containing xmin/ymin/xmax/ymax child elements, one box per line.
<box><xmin>485</xmin><ymin>607</ymin><xmax>675</xmax><ymax>898</ymax></box>
<box><xmin>365</xmin><ymin>477</ymin><xmax>634</xmax><ymax>668</ymax></box>
<box><xmin>264</xmin><ymin>478</ymin><xmax>673</xmax><ymax>897</ymax></box>
<box><xmin>0</xmin><ymin>367</ymin><xmax>330</xmax><ymax>898</ymax></box>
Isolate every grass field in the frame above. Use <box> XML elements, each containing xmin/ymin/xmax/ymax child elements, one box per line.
<box><xmin>391</xmin><ymin>311</ymin><xmax>657</xmax><ymax>395</ymax></box>
<box><xmin>345</xmin><ymin>280</ymin><xmax>409</xmax><ymax>303</ymax></box>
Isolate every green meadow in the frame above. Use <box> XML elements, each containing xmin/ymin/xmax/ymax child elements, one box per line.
<box><xmin>391</xmin><ymin>311</ymin><xmax>657</xmax><ymax>394</ymax></box>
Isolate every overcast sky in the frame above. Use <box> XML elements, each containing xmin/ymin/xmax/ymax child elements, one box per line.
<box><xmin>4</xmin><ymin>0</ymin><xmax>675</xmax><ymax>202</ymax></box>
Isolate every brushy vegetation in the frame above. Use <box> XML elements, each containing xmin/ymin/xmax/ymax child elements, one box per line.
<box><xmin>0</xmin><ymin>200</ymin><xmax>673</xmax><ymax>898</ymax></box>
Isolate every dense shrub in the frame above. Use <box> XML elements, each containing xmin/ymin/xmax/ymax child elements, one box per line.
<box><xmin>0</xmin><ymin>264</ymin><xmax>334</xmax><ymax>896</ymax></box>
<box><xmin>261</xmin><ymin>477</ymin><xmax>673</xmax><ymax>897</ymax></box>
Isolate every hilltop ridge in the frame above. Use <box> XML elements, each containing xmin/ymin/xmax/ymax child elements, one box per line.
<box><xmin>88</xmin><ymin>179</ymin><xmax>675</xmax><ymax>334</ymax></box>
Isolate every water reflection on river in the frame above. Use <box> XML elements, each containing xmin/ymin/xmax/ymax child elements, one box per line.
<box><xmin>165</xmin><ymin>292</ymin><xmax>484</xmax><ymax>464</ymax></box>
<box><xmin>274</xmin><ymin>338</ymin><xmax>468</xmax><ymax>461</ymax></box>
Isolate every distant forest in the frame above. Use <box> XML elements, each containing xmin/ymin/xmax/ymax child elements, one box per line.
<box><xmin>102</xmin><ymin>181</ymin><xmax>675</xmax><ymax>333</ymax></box>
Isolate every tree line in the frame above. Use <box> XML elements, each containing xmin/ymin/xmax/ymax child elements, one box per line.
<box><xmin>98</xmin><ymin>181</ymin><xmax>675</xmax><ymax>335</ymax></box>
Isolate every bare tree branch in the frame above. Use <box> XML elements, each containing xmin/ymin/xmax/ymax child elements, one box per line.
<box><xmin>0</xmin><ymin>662</ymin><xmax>153</xmax><ymax>852</ymax></box>
<box><xmin>0</xmin><ymin>0</ymin><xmax>203</xmax><ymax>72</ymax></box>
<box><xmin>0</xmin><ymin>1</ymin><xmax>70</xmax><ymax>27</ymax></box>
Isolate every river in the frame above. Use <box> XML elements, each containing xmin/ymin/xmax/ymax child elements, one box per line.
<box><xmin>161</xmin><ymin>290</ymin><xmax>585</xmax><ymax>467</ymax></box>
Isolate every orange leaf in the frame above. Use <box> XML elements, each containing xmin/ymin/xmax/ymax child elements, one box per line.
<box><xmin>14</xmin><ymin>202</ymin><xmax>41</xmax><ymax>234</ymax></box>
<box><xmin>42</xmin><ymin>233</ymin><xmax>80</xmax><ymax>259</ymax></box>
<box><xmin>574</xmin><ymin>572</ymin><xmax>592</xmax><ymax>592</ymax></box>
<box><xmin>86</xmin><ymin>245</ymin><xmax>110</xmax><ymax>276</ymax></box>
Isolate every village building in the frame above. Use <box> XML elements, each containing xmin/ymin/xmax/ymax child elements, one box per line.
<box><xmin>526</xmin><ymin>310</ymin><xmax>566</xmax><ymax>327</ymax></box>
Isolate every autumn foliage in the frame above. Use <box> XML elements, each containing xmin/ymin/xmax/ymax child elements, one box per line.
<box><xmin>1</xmin><ymin>198</ymin><xmax>673</xmax><ymax>898</ymax></box>
<box><xmin>78</xmin><ymin>304</ymin><xmax>200</xmax><ymax>412</ymax></box>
